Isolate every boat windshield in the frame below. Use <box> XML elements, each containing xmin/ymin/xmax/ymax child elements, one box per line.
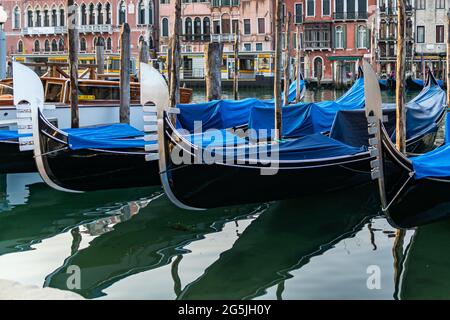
<box><xmin>0</xmin><ymin>84</ymin><xmax>13</xmax><ymax>99</ymax></box>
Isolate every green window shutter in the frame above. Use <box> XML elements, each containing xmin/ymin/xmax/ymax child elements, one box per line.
<box><xmin>366</xmin><ymin>28</ymin><xmax>371</xmax><ymax>49</ymax></box>
<box><xmin>332</xmin><ymin>26</ymin><xmax>336</xmax><ymax>49</ymax></box>
<box><xmin>355</xmin><ymin>26</ymin><xmax>359</xmax><ymax>49</ymax></box>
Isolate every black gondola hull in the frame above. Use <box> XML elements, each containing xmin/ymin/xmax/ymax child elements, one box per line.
<box><xmin>0</xmin><ymin>141</ymin><xmax>36</xmax><ymax>173</ymax></box>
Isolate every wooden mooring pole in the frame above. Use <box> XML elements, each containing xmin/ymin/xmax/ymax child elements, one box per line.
<box><xmin>283</xmin><ymin>13</ymin><xmax>292</xmax><ymax>106</ymax></box>
<box><xmin>274</xmin><ymin>0</ymin><xmax>284</xmax><ymax>141</ymax></box>
<box><xmin>296</xmin><ymin>25</ymin><xmax>302</xmax><ymax>103</ymax></box>
<box><xmin>233</xmin><ymin>31</ymin><xmax>239</xmax><ymax>100</ymax></box>
<box><xmin>120</xmin><ymin>23</ymin><xmax>131</xmax><ymax>124</ymax></box>
<box><xmin>139</xmin><ymin>40</ymin><xmax>149</xmax><ymax>81</ymax></box>
<box><xmin>205</xmin><ymin>42</ymin><xmax>223</xmax><ymax>101</ymax></box>
<box><xmin>169</xmin><ymin>0</ymin><xmax>181</xmax><ymax>108</ymax></box>
<box><xmin>68</xmin><ymin>0</ymin><xmax>79</xmax><ymax>128</ymax></box>
<box><xmin>396</xmin><ymin>0</ymin><xmax>406</xmax><ymax>153</ymax></box>
<box><xmin>95</xmin><ymin>37</ymin><xmax>105</xmax><ymax>78</ymax></box>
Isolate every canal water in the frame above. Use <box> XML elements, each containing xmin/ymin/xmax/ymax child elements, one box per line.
<box><xmin>0</xmin><ymin>87</ymin><xmax>448</xmax><ymax>300</ymax></box>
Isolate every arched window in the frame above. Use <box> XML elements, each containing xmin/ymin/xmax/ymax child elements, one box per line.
<box><xmin>185</xmin><ymin>18</ymin><xmax>192</xmax><ymax>40</ymax></box>
<box><xmin>13</xmin><ymin>7</ymin><xmax>20</xmax><ymax>29</ymax></box>
<box><xmin>27</xmin><ymin>7</ymin><xmax>33</xmax><ymax>27</ymax></box>
<box><xmin>118</xmin><ymin>1</ymin><xmax>126</xmax><ymax>25</ymax></box>
<box><xmin>357</xmin><ymin>25</ymin><xmax>367</xmax><ymax>48</ymax></box>
<box><xmin>44</xmin><ymin>39</ymin><xmax>50</xmax><ymax>52</ymax></box>
<box><xmin>335</xmin><ymin>26</ymin><xmax>344</xmax><ymax>49</ymax></box>
<box><xmin>17</xmin><ymin>40</ymin><xmax>23</xmax><ymax>53</ymax></box>
<box><xmin>313</xmin><ymin>57</ymin><xmax>323</xmax><ymax>79</ymax></box>
<box><xmin>106</xmin><ymin>37</ymin><xmax>112</xmax><ymax>51</ymax></box>
<box><xmin>194</xmin><ymin>17</ymin><xmax>201</xmax><ymax>40</ymax></box>
<box><xmin>60</xmin><ymin>7</ymin><xmax>65</xmax><ymax>27</ymax></box>
<box><xmin>105</xmin><ymin>3</ymin><xmax>111</xmax><ymax>24</ymax></box>
<box><xmin>203</xmin><ymin>17</ymin><xmax>210</xmax><ymax>40</ymax></box>
<box><xmin>51</xmin><ymin>39</ymin><xmax>58</xmax><ymax>51</ymax></box>
<box><xmin>44</xmin><ymin>8</ymin><xmax>50</xmax><ymax>27</ymax></box>
<box><xmin>59</xmin><ymin>38</ymin><xmax>64</xmax><ymax>51</ymax></box>
<box><xmin>138</xmin><ymin>0</ymin><xmax>145</xmax><ymax>24</ymax></box>
<box><xmin>81</xmin><ymin>4</ymin><xmax>87</xmax><ymax>25</ymax></box>
<box><xmin>148</xmin><ymin>1</ymin><xmax>153</xmax><ymax>25</ymax></box>
<box><xmin>148</xmin><ymin>36</ymin><xmax>153</xmax><ymax>49</ymax></box>
<box><xmin>80</xmin><ymin>38</ymin><xmax>87</xmax><ymax>51</ymax></box>
<box><xmin>51</xmin><ymin>8</ymin><xmax>57</xmax><ymax>26</ymax></box>
<box><xmin>162</xmin><ymin>18</ymin><xmax>169</xmax><ymax>37</ymax></box>
<box><xmin>36</xmin><ymin>8</ymin><xmax>42</xmax><ymax>27</ymax></box>
<box><xmin>89</xmin><ymin>3</ymin><xmax>95</xmax><ymax>25</ymax></box>
<box><xmin>97</xmin><ymin>4</ymin><xmax>103</xmax><ymax>25</ymax></box>
<box><xmin>138</xmin><ymin>35</ymin><xmax>145</xmax><ymax>48</ymax></box>
<box><xmin>221</xmin><ymin>13</ymin><xmax>231</xmax><ymax>34</ymax></box>
<box><xmin>34</xmin><ymin>40</ymin><xmax>40</xmax><ymax>52</ymax></box>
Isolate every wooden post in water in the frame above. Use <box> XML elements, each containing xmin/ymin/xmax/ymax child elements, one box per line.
<box><xmin>447</xmin><ymin>10</ymin><xmax>450</xmax><ymax>106</ymax></box>
<box><xmin>68</xmin><ymin>0</ymin><xmax>79</xmax><ymax>128</ymax></box>
<box><xmin>274</xmin><ymin>0</ymin><xmax>284</xmax><ymax>141</ymax></box>
<box><xmin>120</xmin><ymin>23</ymin><xmax>131</xmax><ymax>124</ymax></box>
<box><xmin>139</xmin><ymin>40</ymin><xmax>149</xmax><ymax>81</ymax></box>
<box><xmin>233</xmin><ymin>31</ymin><xmax>239</xmax><ymax>100</ymax></box>
<box><xmin>396</xmin><ymin>0</ymin><xmax>406</xmax><ymax>153</ymax></box>
<box><xmin>169</xmin><ymin>0</ymin><xmax>182</xmax><ymax>112</ymax></box>
<box><xmin>296</xmin><ymin>25</ymin><xmax>302</xmax><ymax>103</ymax></box>
<box><xmin>96</xmin><ymin>37</ymin><xmax>105</xmax><ymax>77</ymax></box>
<box><xmin>205</xmin><ymin>42</ymin><xmax>223</xmax><ymax>101</ymax></box>
<box><xmin>283</xmin><ymin>13</ymin><xmax>292</xmax><ymax>106</ymax></box>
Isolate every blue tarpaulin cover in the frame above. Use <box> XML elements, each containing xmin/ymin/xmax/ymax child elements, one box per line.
<box><xmin>412</xmin><ymin>114</ymin><xmax>450</xmax><ymax>179</ymax></box>
<box><xmin>411</xmin><ymin>78</ymin><xmax>444</xmax><ymax>89</ymax></box>
<box><xmin>176</xmin><ymin>79</ymin><xmax>304</xmax><ymax>133</ymax></box>
<box><xmin>248</xmin><ymin>76</ymin><xmax>366</xmax><ymax>140</ymax></box>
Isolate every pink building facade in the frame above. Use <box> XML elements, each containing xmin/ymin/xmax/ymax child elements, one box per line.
<box><xmin>4</xmin><ymin>0</ymin><xmax>158</xmax><ymax>71</ymax></box>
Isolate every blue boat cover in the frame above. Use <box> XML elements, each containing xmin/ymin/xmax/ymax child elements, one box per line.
<box><xmin>412</xmin><ymin>114</ymin><xmax>450</xmax><ymax>179</ymax></box>
<box><xmin>248</xmin><ymin>76</ymin><xmax>366</xmax><ymax>140</ymax></box>
<box><xmin>210</xmin><ymin>133</ymin><xmax>366</xmax><ymax>161</ymax></box>
<box><xmin>0</xmin><ymin>130</ymin><xmax>27</xmax><ymax>141</ymax></box>
<box><xmin>411</xmin><ymin>78</ymin><xmax>444</xmax><ymax>89</ymax></box>
<box><xmin>176</xmin><ymin>79</ymin><xmax>304</xmax><ymax>133</ymax></box>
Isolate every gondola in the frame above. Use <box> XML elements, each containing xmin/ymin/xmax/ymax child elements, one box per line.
<box><xmin>379</xmin><ymin>78</ymin><xmax>395</xmax><ymax>91</ymax></box>
<box><xmin>371</xmin><ymin>103</ymin><xmax>450</xmax><ymax>228</ymax></box>
<box><xmin>157</xmin><ymin>61</ymin><xmax>446</xmax><ymax>210</ymax></box>
<box><xmin>406</xmin><ymin>76</ymin><xmax>445</xmax><ymax>91</ymax></box>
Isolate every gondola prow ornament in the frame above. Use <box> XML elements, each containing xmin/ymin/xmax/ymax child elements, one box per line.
<box><xmin>363</xmin><ymin>60</ymin><xmax>388</xmax><ymax>209</ymax></box>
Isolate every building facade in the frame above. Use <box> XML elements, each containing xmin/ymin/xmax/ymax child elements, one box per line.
<box><xmin>285</xmin><ymin>0</ymin><xmax>376</xmax><ymax>86</ymax></box>
<box><xmin>4</xmin><ymin>0</ymin><xmax>158</xmax><ymax>72</ymax></box>
<box><xmin>413</xmin><ymin>0</ymin><xmax>447</xmax><ymax>79</ymax></box>
<box><xmin>375</xmin><ymin>0</ymin><xmax>414</xmax><ymax>76</ymax></box>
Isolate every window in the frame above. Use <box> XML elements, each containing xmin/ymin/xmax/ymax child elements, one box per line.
<box><xmin>97</xmin><ymin>4</ymin><xmax>103</xmax><ymax>25</ymax></box>
<box><xmin>335</xmin><ymin>26</ymin><xmax>344</xmax><ymax>48</ymax></box>
<box><xmin>436</xmin><ymin>25</ymin><xmax>444</xmax><ymax>43</ymax></box>
<box><xmin>51</xmin><ymin>9</ymin><xmax>57</xmax><ymax>26</ymax></box>
<box><xmin>256</xmin><ymin>43</ymin><xmax>263</xmax><ymax>51</ymax></box>
<box><xmin>89</xmin><ymin>4</ymin><xmax>95</xmax><ymax>25</ymax></box>
<box><xmin>34</xmin><ymin>40</ymin><xmax>40</xmax><ymax>52</ymax></box>
<box><xmin>307</xmin><ymin>0</ymin><xmax>315</xmax><ymax>16</ymax></box>
<box><xmin>244</xmin><ymin>43</ymin><xmax>251</xmax><ymax>51</ymax></box>
<box><xmin>105</xmin><ymin>3</ymin><xmax>111</xmax><ymax>24</ymax></box>
<box><xmin>203</xmin><ymin>17</ymin><xmax>211</xmax><ymax>40</ymax></box>
<box><xmin>80</xmin><ymin>38</ymin><xmax>87</xmax><ymax>51</ymax></box>
<box><xmin>357</xmin><ymin>26</ymin><xmax>367</xmax><ymax>48</ymax></box>
<box><xmin>162</xmin><ymin>18</ymin><xmax>169</xmax><ymax>37</ymax></box>
<box><xmin>322</xmin><ymin>0</ymin><xmax>330</xmax><ymax>16</ymax></box>
<box><xmin>58</xmin><ymin>38</ymin><xmax>64</xmax><ymax>51</ymax></box>
<box><xmin>194</xmin><ymin>18</ymin><xmax>201</xmax><ymax>40</ymax></box>
<box><xmin>244</xmin><ymin>19</ymin><xmax>251</xmax><ymax>35</ymax></box>
<box><xmin>36</xmin><ymin>9</ymin><xmax>42</xmax><ymax>27</ymax></box>
<box><xmin>45</xmin><ymin>40</ymin><xmax>50</xmax><ymax>52</ymax></box>
<box><xmin>27</xmin><ymin>9</ymin><xmax>33</xmax><ymax>27</ymax></box>
<box><xmin>17</xmin><ymin>40</ymin><xmax>23</xmax><ymax>53</ymax></box>
<box><xmin>81</xmin><ymin>4</ymin><xmax>87</xmax><ymax>25</ymax></box>
<box><xmin>13</xmin><ymin>7</ymin><xmax>20</xmax><ymax>29</ymax></box>
<box><xmin>416</xmin><ymin>0</ymin><xmax>425</xmax><ymax>9</ymax></box>
<box><xmin>295</xmin><ymin>3</ymin><xmax>303</xmax><ymax>24</ymax></box>
<box><xmin>51</xmin><ymin>39</ymin><xmax>58</xmax><ymax>51</ymax></box>
<box><xmin>44</xmin><ymin>9</ymin><xmax>50</xmax><ymax>27</ymax></box>
<box><xmin>347</xmin><ymin>0</ymin><xmax>355</xmax><ymax>18</ymax></box>
<box><xmin>436</xmin><ymin>0</ymin><xmax>445</xmax><ymax>9</ymax></box>
<box><xmin>258</xmin><ymin>18</ymin><xmax>265</xmax><ymax>34</ymax></box>
<box><xmin>149</xmin><ymin>1</ymin><xmax>154</xmax><ymax>25</ymax></box>
<box><xmin>138</xmin><ymin>0</ymin><xmax>146</xmax><ymax>24</ymax></box>
<box><xmin>106</xmin><ymin>37</ymin><xmax>112</xmax><ymax>51</ymax></box>
<box><xmin>185</xmin><ymin>17</ymin><xmax>192</xmax><ymax>40</ymax></box>
<box><xmin>60</xmin><ymin>8</ymin><xmax>65</xmax><ymax>26</ymax></box>
<box><xmin>118</xmin><ymin>1</ymin><xmax>126</xmax><ymax>24</ymax></box>
<box><xmin>417</xmin><ymin>26</ymin><xmax>425</xmax><ymax>43</ymax></box>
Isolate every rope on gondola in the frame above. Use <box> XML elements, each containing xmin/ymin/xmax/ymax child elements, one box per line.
<box><xmin>33</xmin><ymin>146</ymin><xmax>69</xmax><ymax>158</ymax></box>
<box><xmin>383</xmin><ymin>171</ymin><xmax>415</xmax><ymax>212</ymax></box>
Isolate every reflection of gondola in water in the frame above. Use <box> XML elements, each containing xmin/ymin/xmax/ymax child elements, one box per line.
<box><xmin>177</xmin><ymin>184</ymin><xmax>378</xmax><ymax>300</ymax></box>
<box><xmin>396</xmin><ymin>220</ymin><xmax>450</xmax><ymax>299</ymax></box>
<box><xmin>43</xmin><ymin>196</ymin><xmax>263</xmax><ymax>298</ymax></box>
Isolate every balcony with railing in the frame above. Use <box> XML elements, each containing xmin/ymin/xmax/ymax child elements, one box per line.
<box><xmin>182</xmin><ymin>34</ymin><xmax>211</xmax><ymax>42</ymax></box>
<box><xmin>333</xmin><ymin>11</ymin><xmax>368</xmax><ymax>20</ymax></box>
<box><xmin>79</xmin><ymin>24</ymin><xmax>113</xmax><ymax>33</ymax></box>
<box><xmin>304</xmin><ymin>40</ymin><xmax>331</xmax><ymax>50</ymax></box>
<box><xmin>22</xmin><ymin>26</ymin><xmax>67</xmax><ymax>35</ymax></box>
<box><xmin>211</xmin><ymin>33</ymin><xmax>236</xmax><ymax>43</ymax></box>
